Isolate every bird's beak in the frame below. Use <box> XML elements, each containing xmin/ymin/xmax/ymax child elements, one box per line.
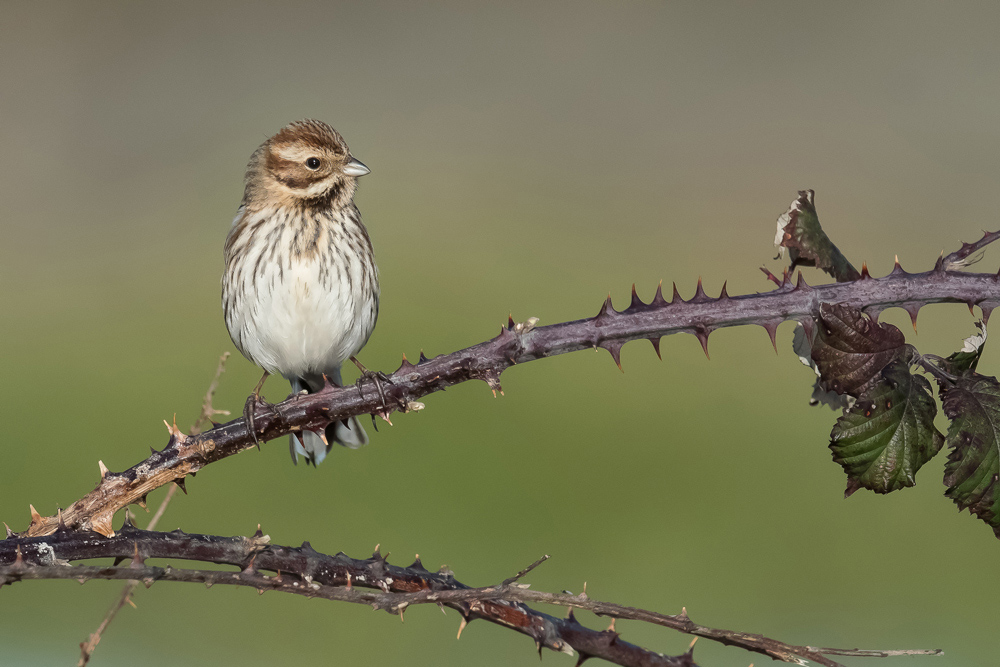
<box><xmin>343</xmin><ymin>157</ymin><xmax>370</xmax><ymax>177</ymax></box>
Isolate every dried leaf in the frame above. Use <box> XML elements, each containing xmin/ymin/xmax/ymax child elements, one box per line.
<box><xmin>811</xmin><ymin>303</ymin><xmax>910</xmax><ymax>398</ymax></box>
<box><xmin>774</xmin><ymin>190</ymin><xmax>861</xmax><ymax>282</ymax></box>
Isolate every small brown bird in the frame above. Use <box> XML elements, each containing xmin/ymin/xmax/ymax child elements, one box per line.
<box><xmin>222</xmin><ymin>119</ymin><xmax>378</xmax><ymax>464</ymax></box>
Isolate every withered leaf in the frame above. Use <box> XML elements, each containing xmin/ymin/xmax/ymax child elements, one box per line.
<box><xmin>811</xmin><ymin>303</ymin><xmax>910</xmax><ymax>398</ymax></box>
<box><xmin>774</xmin><ymin>190</ymin><xmax>861</xmax><ymax>282</ymax></box>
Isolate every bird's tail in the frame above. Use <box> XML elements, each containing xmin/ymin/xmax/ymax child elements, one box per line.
<box><xmin>288</xmin><ymin>368</ymin><xmax>369</xmax><ymax>465</ymax></box>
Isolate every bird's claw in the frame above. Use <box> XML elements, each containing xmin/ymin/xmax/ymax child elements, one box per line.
<box><xmin>351</xmin><ymin>357</ymin><xmax>404</xmax><ymax>413</ymax></box>
<box><xmin>242</xmin><ymin>393</ymin><xmax>286</xmax><ymax>449</ymax></box>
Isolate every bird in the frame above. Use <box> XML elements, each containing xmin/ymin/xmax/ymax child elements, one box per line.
<box><xmin>222</xmin><ymin>119</ymin><xmax>379</xmax><ymax>465</ymax></box>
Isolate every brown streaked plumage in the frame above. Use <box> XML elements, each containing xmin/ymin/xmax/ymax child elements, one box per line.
<box><xmin>222</xmin><ymin>119</ymin><xmax>378</xmax><ymax>465</ymax></box>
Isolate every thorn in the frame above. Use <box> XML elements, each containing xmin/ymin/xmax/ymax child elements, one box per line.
<box><xmin>968</xmin><ymin>301</ymin><xmax>976</xmax><ymax>316</ymax></box>
<box><xmin>14</xmin><ymin>545</ymin><xmax>24</xmax><ymax>567</ymax></box>
<box><xmin>29</xmin><ymin>505</ymin><xmax>41</xmax><ymax>525</ymax></box>
<box><xmin>345</xmin><ymin>572</ymin><xmax>352</xmax><ymax>590</ymax></box>
<box><xmin>861</xmin><ymin>262</ymin><xmax>870</xmax><ymax>279</ymax></box>
<box><xmin>596</xmin><ymin>294</ymin><xmax>615</xmax><ymax>320</ymax></box>
<box><xmin>780</xmin><ymin>268</ymin><xmax>792</xmax><ymax>287</ymax></box>
<box><xmin>692</xmin><ymin>277</ymin><xmax>708</xmax><ymax>302</ymax></box>
<box><xmin>695</xmin><ymin>328</ymin><xmax>710</xmax><ymax>360</ymax></box>
<box><xmin>629</xmin><ymin>283</ymin><xmax>644</xmax><ymax>310</ymax></box>
<box><xmin>91</xmin><ymin>513</ymin><xmax>115</xmax><ymax>538</ymax></box>
<box><xmin>607</xmin><ymin>618</ymin><xmax>616</xmax><ymax>632</ymax></box>
<box><xmin>174</xmin><ymin>478</ymin><xmax>188</xmax><ymax>495</ymax></box>
<box><xmin>254</xmin><ymin>524</ymin><xmax>264</xmax><ymax>538</ymax></box>
<box><xmin>398</xmin><ymin>607</ymin><xmax>406</xmax><ymax>623</ymax></box>
<box><xmin>934</xmin><ymin>251</ymin><xmax>945</xmax><ymax>272</ymax></box>
<box><xmin>507</xmin><ymin>314</ymin><xmax>515</xmax><ymax>330</ymax></box>
<box><xmin>671</xmin><ymin>282</ymin><xmax>683</xmax><ymax>304</ymax></box>
<box><xmin>678</xmin><ymin>606</ymin><xmax>689</xmax><ymax>621</ymax></box>
<box><xmin>457</xmin><ymin>617</ymin><xmax>468</xmax><ymax>640</ymax></box>
<box><xmin>795</xmin><ymin>271</ymin><xmax>810</xmax><ymax>290</ymax></box>
<box><xmin>904</xmin><ymin>304</ymin><xmax>920</xmax><ymax>332</ymax></box>
<box><xmin>687</xmin><ymin>636</ymin><xmax>698</xmax><ymax>652</ymax></box>
<box><xmin>3</xmin><ymin>523</ymin><xmax>12</xmax><ymax>539</ymax></box>
<box><xmin>982</xmin><ymin>305</ymin><xmax>994</xmax><ymax>326</ymax></box>
<box><xmin>652</xmin><ymin>280</ymin><xmax>667</xmax><ymax>306</ymax></box>
<box><xmin>130</xmin><ymin>541</ymin><xmax>145</xmax><ymax>568</ymax></box>
<box><xmin>649</xmin><ymin>337</ymin><xmax>662</xmax><ymax>360</ymax></box>
<box><xmin>98</xmin><ymin>460</ymin><xmax>109</xmax><ymax>480</ymax></box>
<box><xmin>600</xmin><ymin>340</ymin><xmax>624</xmax><ymax>371</ymax></box>
<box><xmin>242</xmin><ymin>554</ymin><xmax>258</xmax><ymax>574</ymax></box>
<box><xmin>718</xmin><ymin>281</ymin><xmax>729</xmax><ymax>299</ymax></box>
<box><xmin>418</xmin><ymin>350</ymin><xmax>429</xmax><ymax>364</ymax></box>
<box><xmin>759</xmin><ymin>321</ymin><xmax>779</xmax><ymax>353</ymax></box>
<box><xmin>135</xmin><ymin>495</ymin><xmax>147</xmax><ymax>511</ymax></box>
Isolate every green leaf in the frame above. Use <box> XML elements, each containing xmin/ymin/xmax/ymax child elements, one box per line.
<box><xmin>774</xmin><ymin>190</ymin><xmax>861</xmax><ymax>282</ymax></box>
<box><xmin>943</xmin><ymin>321</ymin><xmax>987</xmax><ymax>375</ymax></box>
<box><xmin>811</xmin><ymin>302</ymin><xmax>910</xmax><ymax>398</ymax></box>
<box><xmin>831</xmin><ymin>360</ymin><xmax>944</xmax><ymax>496</ymax></box>
<box><xmin>942</xmin><ymin>374</ymin><xmax>1000</xmax><ymax>537</ymax></box>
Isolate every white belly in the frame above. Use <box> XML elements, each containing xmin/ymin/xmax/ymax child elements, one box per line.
<box><xmin>223</xmin><ymin>208</ymin><xmax>379</xmax><ymax>379</ymax></box>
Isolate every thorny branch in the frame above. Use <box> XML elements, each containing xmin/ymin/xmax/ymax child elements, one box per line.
<box><xmin>0</xmin><ymin>528</ymin><xmax>941</xmax><ymax>667</ymax></box>
<box><xmin>15</xmin><ymin>265</ymin><xmax>1000</xmax><ymax>540</ymax></box>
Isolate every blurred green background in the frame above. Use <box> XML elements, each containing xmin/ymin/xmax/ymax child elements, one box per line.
<box><xmin>2</xmin><ymin>2</ymin><xmax>1000</xmax><ymax>665</ymax></box>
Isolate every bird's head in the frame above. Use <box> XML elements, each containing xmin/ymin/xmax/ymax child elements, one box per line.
<box><xmin>244</xmin><ymin>119</ymin><xmax>369</xmax><ymax>209</ymax></box>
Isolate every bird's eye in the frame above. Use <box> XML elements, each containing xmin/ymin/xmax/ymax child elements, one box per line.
<box><xmin>305</xmin><ymin>157</ymin><xmax>321</xmax><ymax>170</ymax></box>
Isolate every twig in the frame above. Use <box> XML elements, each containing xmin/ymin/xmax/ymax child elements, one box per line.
<box><xmin>0</xmin><ymin>528</ymin><xmax>941</xmax><ymax>667</ymax></box>
<box><xmin>14</xmin><ymin>267</ymin><xmax>1000</xmax><ymax>539</ymax></box>
<box><xmin>502</xmin><ymin>554</ymin><xmax>549</xmax><ymax>586</ymax></box>
<box><xmin>940</xmin><ymin>229</ymin><xmax>1000</xmax><ymax>271</ymax></box>
<box><xmin>77</xmin><ymin>353</ymin><xmax>230</xmax><ymax>666</ymax></box>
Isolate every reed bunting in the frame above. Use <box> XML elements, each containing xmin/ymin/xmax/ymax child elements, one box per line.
<box><xmin>222</xmin><ymin>119</ymin><xmax>378</xmax><ymax>464</ymax></box>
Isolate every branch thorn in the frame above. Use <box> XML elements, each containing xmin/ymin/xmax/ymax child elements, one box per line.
<box><xmin>695</xmin><ymin>328</ymin><xmax>711</xmax><ymax>360</ymax></box>
<box><xmin>98</xmin><ymin>460</ymin><xmax>109</xmax><ymax>480</ymax></box>
<box><xmin>652</xmin><ymin>280</ymin><xmax>666</xmax><ymax>306</ymax></box>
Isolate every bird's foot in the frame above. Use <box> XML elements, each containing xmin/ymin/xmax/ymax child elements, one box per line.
<box><xmin>350</xmin><ymin>356</ymin><xmax>403</xmax><ymax>411</ymax></box>
<box><xmin>243</xmin><ymin>371</ymin><xmax>286</xmax><ymax>448</ymax></box>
